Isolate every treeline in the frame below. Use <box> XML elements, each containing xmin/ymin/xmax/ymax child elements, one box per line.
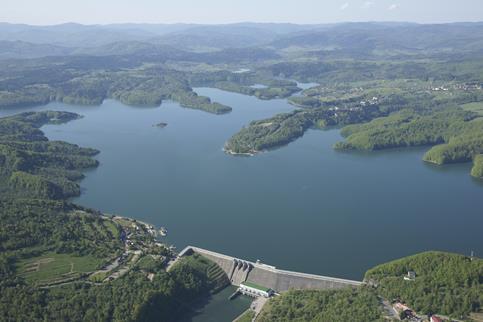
<box><xmin>259</xmin><ymin>59</ymin><xmax>483</xmax><ymax>85</ymax></box>
<box><xmin>335</xmin><ymin>109</ymin><xmax>474</xmax><ymax>150</ymax></box>
<box><xmin>0</xmin><ymin>61</ymin><xmax>232</xmax><ymax>114</ymax></box>
<box><xmin>365</xmin><ymin>251</ymin><xmax>483</xmax><ymax>319</ymax></box>
<box><xmin>0</xmin><ymin>85</ymin><xmax>54</xmax><ymax>108</ymax></box>
<box><xmin>471</xmin><ymin>154</ymin><xmax>483</xmax><ymax>178</ymax></box>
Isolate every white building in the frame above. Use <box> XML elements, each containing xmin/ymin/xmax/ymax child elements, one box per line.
<box><xmin>404</xmin><ymin>271</ymin><xmax>416</xmax><ymax>281</ymax></box>
<box><xmin>238</xmin><ymin>281</ymin><xmax>274</xmax><ymax>298</ymax></box>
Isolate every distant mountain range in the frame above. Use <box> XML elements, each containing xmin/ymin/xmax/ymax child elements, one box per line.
<box><xmin>0</xmin><ymin>21</ymin><xmax>482</xmax><ymax>60</ymax></box>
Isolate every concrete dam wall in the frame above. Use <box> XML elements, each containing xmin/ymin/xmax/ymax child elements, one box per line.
<box><xmin>178</xmin><ymin>246</ymin><xmax>362</xmax><ymax>293</ymax></box>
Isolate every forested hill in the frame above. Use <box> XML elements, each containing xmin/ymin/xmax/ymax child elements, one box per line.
<box><xmin>257</xmin><ymin>251</ymin><xmax>482</xmax><ymax>322</ymax></box>
<box><xmin>335</xmin><ymin>109</ymin><xmax>483</xmax><ymax>177</ymax></box>
<box><xmin>365</xmin><ymin>252</ymin><xmax>483</xmax><ymax>319</ymax></box>
<box><xmin>0</xmin><ymin>111</ymin><xmax>98</xmax><ymax>200</ymax></box>
<box><xmin>0</xmin><ymin>63</ymin><xmax>233</xmax><ymax>114</ymax></box>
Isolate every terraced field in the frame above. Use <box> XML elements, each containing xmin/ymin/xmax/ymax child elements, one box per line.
<box><xmin>17</xmin><ymin>252</ymin><xmax>105</xmax><ymax>285</ymax></box>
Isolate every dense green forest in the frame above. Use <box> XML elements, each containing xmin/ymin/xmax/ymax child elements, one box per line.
<box><xmin>0</xmin><ymin>111</ymin><xmax>99</xmax><ymax>199</ymax></box>
<box><xmin>0</xmin><ymin>66</ymin><xmax>232</xmax><ymax>114</ymax></box>
<box><xmin>0</xmin><ymin>199</ymin><xmax>121</xmax><ymax>262</ymax></box>
<box><xmin>365</xmin><ymin>252</ymin><xmax>483</xmax><ymax>319</ymax></box>
<box><xmin>334</xmin><ymin>109</ymin><xmax>483</xmax><ymax>177</ymax></box>
<box><xmin>257</xmin><ymin>287</ymin><xmax>384</xmax><ymax>322</ymax></box>
<box><xmin>257</xmin><ymin>252</ymin><xmax>482</xmax><ymax>321</ymax></box>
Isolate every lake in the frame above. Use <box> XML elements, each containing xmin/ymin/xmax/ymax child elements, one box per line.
<box><xmin>2</xmin><ymin>86</ymin><xmax>482</xmax><ymax>282</ymax></box>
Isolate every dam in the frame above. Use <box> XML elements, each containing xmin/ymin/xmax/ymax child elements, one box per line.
<box><xmin>178</xmin><ymin>246</ymin><xmax>362</xmax><ymax>293</ymax></box>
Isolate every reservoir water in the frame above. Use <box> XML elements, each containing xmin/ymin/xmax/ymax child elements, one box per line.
<box><xmin>2</xmin><ymin>87</ymin><xmax>482</xmax><ymax>282</ymax></box>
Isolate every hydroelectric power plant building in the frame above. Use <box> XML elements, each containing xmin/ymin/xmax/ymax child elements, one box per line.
<box><xmin>239</xmin><ymin>281</ymin><xmax>274</xmax><ymax>298</ymax></box>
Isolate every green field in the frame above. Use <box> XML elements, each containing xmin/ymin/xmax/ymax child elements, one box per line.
<box><xmin>461</xmin><ymin>102</ymin><xmax>483</xmax><ymax>115</ymax></box>
<box><xmin>17</xmin><ymin>252</ymin><xmax>105</xmax><ymax>285</ymax></box>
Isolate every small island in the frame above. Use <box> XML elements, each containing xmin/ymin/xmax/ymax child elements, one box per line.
<box><xmin>154</xmin><ymin>122</ymin><xmax>168</xmax><ymax>128</ymax></box>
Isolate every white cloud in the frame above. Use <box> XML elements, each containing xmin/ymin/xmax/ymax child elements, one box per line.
<box><xmin>388</xmin><ymin>4</ymin><xmax>399</xmax><ymax>10</ymax></box>
<box><xmin>340</xmin><ymin>2</ymin><xmax>349</xmax><ymax>10</ymax></box>
<box><xmin>362</xmin><ymin>1</ymin><xmax>375</xmax><ymax>9</ymax></box>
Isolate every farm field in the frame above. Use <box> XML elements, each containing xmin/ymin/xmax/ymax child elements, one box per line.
<box><xmin>17</xmin><ymin>252</ymin><xmax>105</xmax><ymax>285</ymax></box>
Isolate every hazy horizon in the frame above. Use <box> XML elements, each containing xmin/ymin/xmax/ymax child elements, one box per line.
<box><xmin>2</xmin><ymin>20</ymin><xmax>483</xmax><ymax>28</ymax></box>
<box><xmin>1</xmin><ymin>0</ymin><xmax>483</xmax><ymax>26</ymax></box>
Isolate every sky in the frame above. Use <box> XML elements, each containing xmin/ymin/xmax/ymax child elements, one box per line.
<box><xmin>1</xmin><ymin>0</ymin><xmax>482</xmax><ymax>25</ymax></box>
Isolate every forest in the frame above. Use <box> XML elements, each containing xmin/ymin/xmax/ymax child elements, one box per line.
<box><xmin>365</xmin><ymin>252</ymin><xmax>483</xmax><ymax>319</ymax></box>
<box><xmin>0</xmin><ymin>111</ymin><xmax>99</xmax><ymax>199</ymax></box>
<box><xmin>335</xmin><ymin>109</ymin><xmax>483</xmax><ymax>177</ymax></box>
<box><xmin>257</xmin><ymin>252</ymin><xmax>482</xmax><ymax>321</ymax></box>
<box><xmin>0</xmin><ymin>66</ymin><xmax>232</xmax><ymax>114</ymax></box>
<box><xmin>257</xmin><ymin>287</ymin><xmax>384</xmax><ymax>322</ymax></box>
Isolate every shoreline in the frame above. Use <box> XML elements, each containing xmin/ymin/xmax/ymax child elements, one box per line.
<box><xmin>223</xmin><ymin>146</ymin><xmax>257</xmax><ymax>157</ymax></box>
<box><xmin>104</xmin><ymin>213</ymin><xmax>166</xmax><ymax>239</ymax></box>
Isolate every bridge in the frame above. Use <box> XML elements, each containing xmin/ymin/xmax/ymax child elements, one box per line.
<box><xmin>178</xmin><ymin>246</ymin><xmax>362</xmax><ymax>293</ymax></box>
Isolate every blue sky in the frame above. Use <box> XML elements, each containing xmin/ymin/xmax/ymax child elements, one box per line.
<box><xmin>1</xmin><ymin>0</ymin><xmax>482</xmax><ymax>25</ymax></box>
